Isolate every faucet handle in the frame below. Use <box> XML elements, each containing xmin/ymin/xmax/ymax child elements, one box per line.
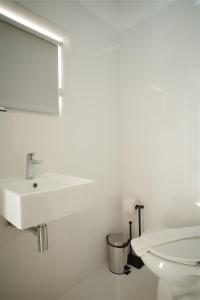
<box><xmin>27</xmin><ymin>152</ymin><xmax>36</xmax><ymax>160</ymax></box>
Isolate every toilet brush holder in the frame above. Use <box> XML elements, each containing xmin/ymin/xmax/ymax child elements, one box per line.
<box><xmin>127</xmin><ymin>251</ymin><xmax>144</xmax><ymax>269</ymax></box>
<box><xmin>127</xmin><ymin>215</ymin><xmax>144</xmax><ymax>269</ymax></box>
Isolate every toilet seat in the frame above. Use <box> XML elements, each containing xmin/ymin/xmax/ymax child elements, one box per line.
<box><xmin>133</xmin><ymin>227</ymin><xmax>200</xmax><ymax>300</ymax></box>
<box><xmin>149</xmin><ymin>237</ymin><xmax>200</xmax><ymax>266</ymax></box>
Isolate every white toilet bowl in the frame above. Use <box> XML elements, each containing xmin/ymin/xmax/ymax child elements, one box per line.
<box><xmin>132</xmin><ymin>229</ymin><xmax>200</xmax><ymax>300</ymax></box>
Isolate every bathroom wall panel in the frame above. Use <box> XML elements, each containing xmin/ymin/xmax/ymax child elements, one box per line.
<box><xmin>0</xmin><ymin>1</ymin><xmax>121</xmax><ymax>299</ymax></box>
<box><xmin>121</xmin><ymin>1</ymin><xmax>200</xmax><ymax>230</ymax></box>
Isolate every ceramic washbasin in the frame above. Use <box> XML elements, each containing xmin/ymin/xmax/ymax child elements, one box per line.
<box><xmin>0</xmin><ymin>172</ymin><xmax>95</xmax><ymax>229</ymax></box>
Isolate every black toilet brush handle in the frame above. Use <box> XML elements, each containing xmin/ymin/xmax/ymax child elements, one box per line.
<box><xmin>129</xmin><ymin>221</ymin><xmax>132</xmax><ymax>253</ymax></box>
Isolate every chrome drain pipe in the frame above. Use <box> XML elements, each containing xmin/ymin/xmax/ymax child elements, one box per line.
<box><xmin>37</xmin><ymin>224</ymin><xmax>48</xmax><ymax>253</ymax></box>
<box><xmin>5</xmin><ymin>220</ymin><xmax>48</xmax><ymax>253</ymax></box>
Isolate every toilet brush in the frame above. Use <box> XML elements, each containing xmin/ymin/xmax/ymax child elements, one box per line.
<box><xmin>127</xmin><ymin>221</ymin><xmax>133</xmax><ymax>261</ymax></box>
<box><xmin>127</xmin><ymin>221</ymin><xmax>144</xmax><ymax>269</ymax></box>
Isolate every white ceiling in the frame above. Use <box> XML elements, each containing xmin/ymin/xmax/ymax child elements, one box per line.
<box><xmin>15</xmin><ymin>0</ymin><xmax>197</xmax><ymax>33</ymax></box>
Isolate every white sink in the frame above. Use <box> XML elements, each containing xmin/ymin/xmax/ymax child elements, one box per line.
<box><xmin>0</xmin><ymin>173</ymin><xmax>95</xmax><ymax>229</ymax></box>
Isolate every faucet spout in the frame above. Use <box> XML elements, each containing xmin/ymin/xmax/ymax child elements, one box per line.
<box><xmin>26</xmin><ymin>152</ymin><xmax>43</xmax><ymax>179</ymax></box>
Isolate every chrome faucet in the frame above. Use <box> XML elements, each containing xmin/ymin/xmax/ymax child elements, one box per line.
<box><xmin>26</xmin><ymin>153</ymin><xmax>42</xmax><ymax>179</ymax></box>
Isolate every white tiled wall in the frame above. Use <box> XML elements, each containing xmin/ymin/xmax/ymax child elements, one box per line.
<box><xmin>121</xmin><ymin>1</ymin><xmax>200</xmax><ymax>230</ymax></box>
<box><xmin>0</xmin><ymin>1</ymin><xmax>121</xmax><ymax>299</ymax></box>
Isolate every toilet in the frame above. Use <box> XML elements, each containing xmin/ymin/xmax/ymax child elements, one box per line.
<box><xmin>131</xmin><ymin>226</ymin><xmax>200</xmax><ymax>300</ymax></box>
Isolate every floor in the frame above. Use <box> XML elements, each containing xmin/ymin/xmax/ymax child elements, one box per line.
<box><xmin>59</xmin><ymin>264</ymin><xmax>158</xmax><ymax>300</ymax></box>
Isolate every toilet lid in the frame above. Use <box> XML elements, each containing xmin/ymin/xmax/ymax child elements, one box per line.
<box><xmin>149</xmin><ymin>237</ymin><xmax>200</xmax><ymax>265</ymax></box>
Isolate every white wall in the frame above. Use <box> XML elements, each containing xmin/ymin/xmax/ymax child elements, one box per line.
<box><xmin>0</xmin><ymin>1</ymin><xmax>121</xmax><ymax>299</ymax></box>
<box><xmin>121</xmin><ymin>1</ymin><xmax>200</xmax><ymax>231</ymax></box>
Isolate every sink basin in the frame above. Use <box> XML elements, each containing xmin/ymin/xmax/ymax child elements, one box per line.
<box><xmin>0</xmin><ymin>173</ymin><xmax>95</xmax><ymax>229</ymax></box>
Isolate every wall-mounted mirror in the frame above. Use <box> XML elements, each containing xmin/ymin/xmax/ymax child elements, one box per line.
<box><xmin>0</xmin><ymin>15</ymin><xmax>62</xmax><ymax>115</ymax></box>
